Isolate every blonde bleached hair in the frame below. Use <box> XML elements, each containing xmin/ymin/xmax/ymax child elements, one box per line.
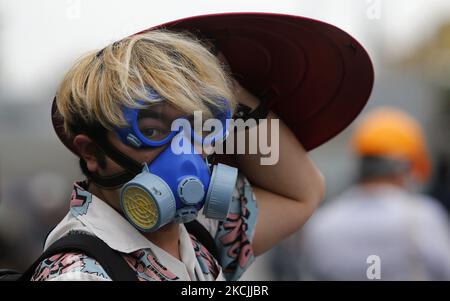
<box><xmin>56</xmin><ymin>29</ymin><xmax>237</xmax><ymax>136</ymax></box>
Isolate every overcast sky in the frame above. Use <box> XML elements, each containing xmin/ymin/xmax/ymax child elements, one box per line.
<box><xmin>1</xmin><ymin>0</ymin><xmax>450</xmax><ymax>104</ymax></box>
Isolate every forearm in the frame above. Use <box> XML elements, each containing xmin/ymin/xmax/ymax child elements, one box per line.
<box><xmin>230</xmin><ymin>83</ymin><xmax>325</xmax><ymax>206</ymax></box>
<box><xmin>235</xmin><ymin>113</ymin><xmax>324</xmax><ymax>205</ymax></box>
<box><xmin>215</xmin><ymin>78</ymin><xmax>326</xmax><ymax>255</ymax></box>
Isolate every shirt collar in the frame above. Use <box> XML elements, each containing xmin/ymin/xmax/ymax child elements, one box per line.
<box><xmin>58</xmin><ymin>181</ymin><xmax>222</xmax><ymax>280</ymax></box>
<box><xmin>69</xmin><ymin>181</ymin><xmax>159</xmax><ymax>253</ymax></box>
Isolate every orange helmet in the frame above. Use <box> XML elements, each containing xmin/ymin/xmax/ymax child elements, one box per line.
<box><xmin>351</xmin><ymin>107</ymin><xmax>431</xmax><ymax>182</ymax></box>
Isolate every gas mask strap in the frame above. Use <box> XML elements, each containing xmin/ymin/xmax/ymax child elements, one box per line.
<box><xmin>232</xmin><ymin>91</ymin><xmax>271</xmax><ymax>130</ymax></box>
<box><xmin>83</xmin><ymin>126</ymin><xmax>144</xmax><ymax>188</ymax></box>
<box><xmin>84</xmin><ymin>168</ymin><xmax>136</xmax><ymax>190</ymax></box>
<box><xmin>93</xmin><ymin>133</ymin><xmax>143</xmax><ymax>174</ymax></box>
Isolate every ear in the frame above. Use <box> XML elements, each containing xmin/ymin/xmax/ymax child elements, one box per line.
<box><xmin>73</xmin><ymin>134</ymin><xmax>102</xmax><ymax>173</ymax></box>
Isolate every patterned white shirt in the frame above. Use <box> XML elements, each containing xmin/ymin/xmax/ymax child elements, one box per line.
<box><xmin>31</xmin><ymin>173</ymin><xmax>258</xmax><ymax>281</ymax></box>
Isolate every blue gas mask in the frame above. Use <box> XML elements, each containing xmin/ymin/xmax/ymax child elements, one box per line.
<box><xmin>113</xmin><ymin>97</ymin><xmax>238</xmax><ymax>232</ymax></box>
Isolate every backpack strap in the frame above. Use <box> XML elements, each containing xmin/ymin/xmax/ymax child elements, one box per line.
<box><xmin>21</xmin><ymin>221</ymin><xmax>218</xmax><ymax>281</ymax></box>
<box><xmin>20</xmin><ymin>233</ymin><xmax>138</xmax><ymax>281</ymax></box>
<box><xmin>185</xmin><ymin>220</ymin><xmax>220</xmax><ymax>261</ymax></box>
<box><xmin>0</xmin><ymin>269</ymin><xmax>22</xmax><ymax>281</ymax></box>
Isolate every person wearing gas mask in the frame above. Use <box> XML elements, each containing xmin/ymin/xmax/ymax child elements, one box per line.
<box><xmin>23</xmin><ymin>28</ymin><xmax>325</xmax><ymax>281</ymax></box>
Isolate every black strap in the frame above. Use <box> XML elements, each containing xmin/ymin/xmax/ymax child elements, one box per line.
<box><xmin>233</xmin><ymin>97</ymin><xmax>270</xmax><ymax>126</ymax></box>
<box><xmin>21</xmin><ymin>222</ymin><xmax>218</xmax><ymax>281</ymax></box>
<box><xmin>185</xmin><ymin>220</ymin><xmax>220</xmax><ymax>261</ymax></box>
<box><xmin>90</xmin><ymin>127</ymin><xmax>143</xmax><ymax>175</ymax></box>
<box><xmin>0</xmin><ymin>269</ymin><xmax>22</xmax><ymax>281</ymax></box>
<box><xmin>20</xmin><ymin>233</ymin><xmax>138</xmax><ymax>281</ymax></box>
<box><xmin>85</xmin><ymin>169</ymin><xmax>136</xmax><ymax>190</ymax></box>
<box><xmin>80</xmin><ymin>126</ymin><xmax>143</xmax><ymax>189</ymax></box>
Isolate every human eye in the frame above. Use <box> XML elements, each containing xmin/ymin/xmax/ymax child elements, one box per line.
<box><xmin>138</xmin><ymin>118</ymin><xmax>171</xmax><ymax>141</ymax></box>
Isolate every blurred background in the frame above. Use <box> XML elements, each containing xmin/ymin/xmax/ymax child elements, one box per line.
<box><xmin>1</xmin><ymin>0</ymin><xmax>450</xmax><ymax>280</ymax></box>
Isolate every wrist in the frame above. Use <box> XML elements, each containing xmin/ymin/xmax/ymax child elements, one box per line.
<box><xmin>233</xmin><ymin>80</ymin><xmax>260</xmax><ymax>110</ymax></box>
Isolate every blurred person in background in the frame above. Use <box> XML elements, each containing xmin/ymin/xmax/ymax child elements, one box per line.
<box><xmin>427</xmin><ymin>155</ymin><xmax>450</xmax><ymax>215</ymax></box>
<box><xmin>298</xmin><ymin>107</ymin><xmax>450</xmax><ymax>281</ymax></box>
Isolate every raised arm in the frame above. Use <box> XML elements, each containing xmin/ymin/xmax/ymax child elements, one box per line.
<box><xmin>231</xmin><ymin>80</ymin><xmax>325</xmax><ymax>256</ymax></box>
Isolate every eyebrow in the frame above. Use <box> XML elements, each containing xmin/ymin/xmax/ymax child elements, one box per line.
<box><xmin>138</xmin><ymin>106</ymin><xmax>186</xmax><ymax>126</ymax></box>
